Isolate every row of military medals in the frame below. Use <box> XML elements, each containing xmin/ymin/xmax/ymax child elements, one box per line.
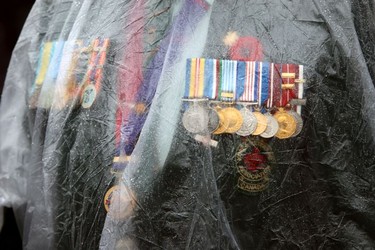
<box><xmin>182</xmin><ymin>102</ymin><xmax>302</xmax><ymax>139</ymax></box>
<box><xmin>182</xmin><ymin>59</ymin><xmax>305</xmax><ymax>140</ymax></box>
<box><xmin>28</xmin><ymin>38</ymin><xmax>110</xmax><ymax>109</ymax></box>
<box><xmin>182</xmin><ymin>59</ymin><xmax>306</xmax><ymax>194</ymax></box>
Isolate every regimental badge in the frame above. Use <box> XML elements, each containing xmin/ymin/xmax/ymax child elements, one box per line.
<box><xmin>235</xmin><ymin>136</ymin><xmax>275</xmax><ymax>194</ymax></box>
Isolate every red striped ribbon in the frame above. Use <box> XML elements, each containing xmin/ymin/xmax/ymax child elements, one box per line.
<box><xmin>115</xmin><ymin>0</ymin><xmax>145</xmax><ymax>152</ymax></box>
<box><xmin>280</xmin><ymin>64</ymin><xmax>298</xmax><ymax>107</ymax></box>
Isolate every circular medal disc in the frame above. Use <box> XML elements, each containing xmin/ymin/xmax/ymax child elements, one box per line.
<box><xmin>104</xmin><ymin>185</ymin><xmax>136</xmax><ymax>220</ymax></box>
<box><xmin>288</xmin><ymin>110</ymin><xmax>303</xmax><ymax>137</ymax></box>
<box><xmin>274</xmin><ymin>109</ymin><xmax>297</xmax><ymax>139</ymax></box>
<box><xmin>81</xmin><ymin>84</ymin><xmax>97</xmax><ymax>109</ymax></box>
<box><xmin>182</xmin><ymin>104</ymin><xmax>209</xmax><ymax>134</ymax></box>
<box><xmin>213</xmin><ymin>108</ymin><xmax>230</xmax><ymax>135</ymax></box>
<box><xmin>236</xmin><ymin>108</ymin><xmax>258</xmax><ymax>136</ymax></box>
<box><xmin>252</xmin><ymin>111</ymin><xmax>267</xmax><ymax>135</ymax></box>
<box><xmin>222</xmin><ymin>107</ymin><xmax>243</xmax><ymax>134</ymax></box>
<box><xmin>207</xmin><ymin>108</ymin><xmax>220</xmax><ymax>133</ymax></box>
<box><xmin>260</xmin><ymin>113</ymin><xmax>280</xmax><ymax>138</ymax></box>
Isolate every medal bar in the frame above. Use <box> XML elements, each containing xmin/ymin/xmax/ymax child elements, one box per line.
<box><xmin>181</xmin><ymin>58</ymin><xmax>307</xmax><ymax>139</ymax></box>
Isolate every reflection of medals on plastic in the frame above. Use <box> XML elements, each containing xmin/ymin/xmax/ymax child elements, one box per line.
<box><xmin>236</xmin><ymin>108</ymin><xmax>257</xmax><ymax>136</ymax></box>
<box><xmin>222</xmin><ymin>107</ymin><xmax>243</xmax><ymax>133</ymax></box>
<box><xmin>81</xmin><ymin>84</ymin><xmax>97</xmax><ymax>108</ymax></box>
<box><xmin>274</xmin><ymin>108</ymin><xmax>297</xmax><ymax>139</ymax></box>
<box><xmin>213</xmin><ymin>108</ymin><xmax>230</xmax><ymax>135</ymax></box>
<box><xmin>104</xmin><ymin>185</ymin><xmax>136</xmax><ymax>220</ymax></box>
<box><xmin>260</xmin><ymin>113</ymin><xmax>279</xmax><ymax>138</ymax></box>
<box><xmin>235</xmin><ymin>137</ymin><xmax>274</xmax><ymax>194</ymax></box>
<box><xmin>288</xmin><ymin>110</ymin><xmax>303</xmax><ymax>137</ymax></box>
<box><xmin>182</xmin><ymin>104</ymin><xmax>208</xmax><ymax>134</ymax></box>
<box><xmin>252</xmin><ymin>111</ymin><xmax>267</xmax><ymax>135</ymax></box>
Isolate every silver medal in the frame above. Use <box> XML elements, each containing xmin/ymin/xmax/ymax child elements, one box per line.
<box><xmin>288</xmin><ymin>110</ymin><xmax>303</xmax><ymax>137</ymax></box>
<box><xmin>236</xmin><ymin>107</ymin><xmax>258</xmax><ymax>137</ymax></box>
<box><xmin>207</xmin><ymin>108</ymin><xmax>220</xmax><ymax>133</ymax></box>
<box><xmin>182</xmin><ymin>104</ymin><xmax>208</xmax><ymax>134</ymax></box>
<box><xmin>260</xmin><ymin>113</ymin><xmax>279</xmax><ymax>138</ymax></box>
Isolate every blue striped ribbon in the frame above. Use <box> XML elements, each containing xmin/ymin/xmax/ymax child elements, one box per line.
<box><xmin>184</xmin><ymin>58</ymin><xmax>217</xmax><ymax>99</ymax></box>
<box><xmin>31</xmin><ymin>42</ymin><xmax>52</xmax><ymax>95</ymax></box>
<box><xmin>47</xmin><ymin>41</ymin><xmax>65</xmax><ymax>80</ymax></box>
<box><xmin>203</xmin><ymin>59</ymin><xmax>214</xmax><ymax>99</ymax></box>
<box><xmin>260</xmin><ymin>62</ymin><xmax>270</xmax><ymax>105</ymax></box>
<box><xmin>183</xmin><ymin>58</ymin><xmax>273</xmax><ymax>104</ymax></box>
<box><xmin>254</xmin><ymin>61</ymin><xmax>260</xmax><ymax>104</ymax></box>
<box><xmin>220</xmin><ymin>60</ymin><xmax>237</xmax><ymax>101</ymax></box>
<box><xmin>184</xmin><ymin>58</ymin><xmax>192</xmax><ymax>98</ymax></box>
<box><xmin>236</xmin><ymin>61</ymin><xmax>246</xmax><ymax>100</ymax></box>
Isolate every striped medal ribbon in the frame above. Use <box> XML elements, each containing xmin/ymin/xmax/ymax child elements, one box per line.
<box><xmin>252</xmin><ymin>61</ymin><xmax>270</xmax><ymax>136</ymax></box>
<box><xmin>279</xmin><ymin>63</ymin><xmax>298</xmax><ymax>107</ymax></box>
<box><xmin>121</xmin><ymin>0</ymin><xmax>212</xmax><ymax>156</ymax></box>
<box><xmin>260</xmin><ymin>63</ymin><xmax>279</xmax><ymax>138</ymax></box>
<box><xmin>184</xmin><ymin>58</ymin><xmax>218</xmax><ymax>99</ymax></box>
<box><xmin>256</xmin><ymin>61</ymin><xmax>270</xmax><ymax>108</ymax></box>
<box><xmin>182</xmin><ymin>58</ymin><xmax>213</xmax><ymax>134</ymax></box>
<box><xmin>237</xmin><ymin>60</ymin><xmax>269</xmax><ymax>106</ymax></box>
<box><xmin>81</xmin><ymin>38</ymin><xmax>110</xmax><ymax>109</ymax></box>
<box><xmin>113</xmin><ymin>0</ymin><xmax>145</xmax><ymax>172</ymax></box>
<box><xmin>238</xmin><ymin>61</ymin><xmax>257</xmax><ymax>103</ymax></box>
<box><xmin>215</xmin><ymin>60</ymin><xmax>243</xmax><ymax>134</ymax></box>
<box><xmin>54</xmin><ymin>39</ymin><xmax>85</xmax><ymax>108</ymax></box>
<box><xmin>218</xmin><ymin>59</ymin><xmax>237</xmax><ymax>102</ymax></box>
<box><xmin>236</xmin><ymin>61</ymin><xmax>258</xmax><ymax>136</ymax></box>
<box><xmin>38</xmin><ymin>41</ymin><xmax>65</xmax><ymax>108</ymax></box>
<box><xmin>296</xmin><ymin>64</ymin><xmax>305</xmax><ymax>115</ymax></box>
<box><xmin>29</xmin><ymin>41</ymin><xmax>54</xmax><ymax>108</ymax></box>
<box><xmin>273</xmin><ymin>63</ymin><xmax>299</xmax><ymax>139</ymax></box>
<box><xmin>106</xmin><ymin>1</ymin><xmax>147</xmax><ymax>216</ymax></box>
<box><xmin>289</xmin><ymin>64</ymin><xmax>305</xmax><ymax>137</ymax></box>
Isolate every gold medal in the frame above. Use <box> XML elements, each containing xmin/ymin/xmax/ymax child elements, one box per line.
<box><xmin>104</xmin><ymin>185</ymin><xmax>136</xmax><ymax>220</ymax></box>
<box><xmin>274</xmin><ymin>108</ymin><xmax>297</xmax><ymax>139</ymax></box>
<box><xmin>222</xmin><ymin>107</ymin><xmax>243</xmax><ymax>134</ymax></box>
<box><xmin>252</xmin><ymin>111</ymin><xmax>267</xmax><ymax>135</ymax></box>
<box><xmin>213</xmin><ymin>108</ymin><xmax>229</xmax><ymax>135</ymax></box>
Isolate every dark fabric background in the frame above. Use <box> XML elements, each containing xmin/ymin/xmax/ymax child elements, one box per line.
<box><xmin>0</xmin><ymin>0</ymin><xmax>34</xmax><ymax>95</ymax></box>
<box><xmin>0</xmin><ymin>0</ymin><xmax>34</xmax><ymax>249</ymax></box>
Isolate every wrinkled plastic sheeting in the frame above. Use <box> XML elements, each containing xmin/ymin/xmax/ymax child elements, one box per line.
<box><xmin>0</xmin><ymin>0</ymin><xmax>375</xmax><ymax>249</ymax></box>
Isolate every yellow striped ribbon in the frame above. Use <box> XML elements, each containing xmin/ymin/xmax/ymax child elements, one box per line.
<box><xmin>35</xmin><ymin>42</ymin><xmax>53</xmax><ymax>85</ymax></box>
<box><xmin>198</xmin><ymin>58</ymin><xmax>205</xmax><ymax>97</ymax></box>
<box><xmin>189</xmin><ymin>58</ymin><xmax>197</xmax><ymax>97</ymax></box>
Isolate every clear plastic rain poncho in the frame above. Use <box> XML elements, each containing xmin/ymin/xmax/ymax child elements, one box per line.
<box><xmin>1</xmin><ymin>0</ymin><xmax>375</xmax><ymax>249</ymax></box>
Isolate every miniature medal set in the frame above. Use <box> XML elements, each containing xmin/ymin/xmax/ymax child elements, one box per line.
<box><xmin>182</xmin><ymin>58</ymin><xmax>305</xmax><ymax>141</ymax></box>
<box><xmin>28</xmin><ymin>38</ymin><xmax>110</xmax><ymax>109</ymax></box>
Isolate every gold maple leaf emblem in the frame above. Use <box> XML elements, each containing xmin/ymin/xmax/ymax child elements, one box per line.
<box><xmin>223</xmin><ymin>31</ymin><xmax>239</xmax><ymax>46</ymax></box>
